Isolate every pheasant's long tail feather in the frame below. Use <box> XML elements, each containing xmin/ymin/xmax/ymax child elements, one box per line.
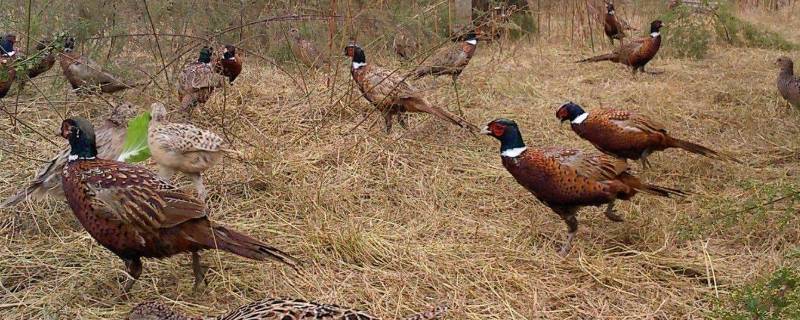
<box><xmin>413</xmin><ymin>67</ymin><xmax>431</xmax><ymax>79</ymax></box>
<box><xmin>1</xmin><ymin>156</ymin><xmax>64</xmax><ymax>208</ymax></box>
<box><xmin>577</xmin><ymin>53</ymin><xmax>618</xmax><ymax>63</ymax></box>
<box><xmin>204</xmin><ymin>225</ymin><xmax>301</xmax><ymax>273</ymax></box>
<box><xmin>617</xmin><ymin>173</ymin><xmax>688</xmax><ymax>198</ymax></box>
<box><xmin>667</xmin><ymin>137</ymin><xmax>741</xmax><ymax>163</ymax></box>
<box><xmin>403</xmin><ymin>304</ymin><xmax>448</xmax><ymax>320</ymax></box>
<box><xmin>405</xmin><ymin>97</ymin><xmax>479</xmax><ymax>132</ymax></box>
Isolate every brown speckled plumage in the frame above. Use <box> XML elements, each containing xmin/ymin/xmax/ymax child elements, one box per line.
<box><xmin>776</xmin><ymin>56</ymin><xmax>800</xmax><ymax>110</ymax></box>
<box><xmin>178</xmin><ymin>47</ymin><xmax>224</xmax><ymax>114</ymax></box>
<box><xmin>344</xmin><ymin>43</ymin><xmax>477</xmax><ymax>133</ymax></box>
<box><xmin>412</xmin><ymin>36</ymin><xmax>477</xmax><ymax>81</ymax></box>
<box><xmin>556</xmin><ymin>103</ymin><xmax>738</xmax><ymax>168</ymax></box>
<box><xmin>483</xmin><ymin>118</ymin><xmax>684</xmax><ymax>255</ymax></box>
<box><xmin>60</xmin><ymin>117</ymin><xmax>298</xmax><ymax>293</ymax></box>
<box><xmin>58</xmin><ymin>37</ymin><xmax>139</xmax><ymax>94</ymax></box>
<box><xmin>148</xmin><ymin>103</ymin><xmax>236</xmax><ymax>201</ymax></box>
<box><xmin>393</xmin><ymin>29</ymin><xmax>419</xmax><ymax>60</ymax></box>
<box><xmin>128</xmin><ymin>299</ymin><xmax>447</xmax><ymax>320</ymax></box>
<box><xmin>603</xmin><ymin>3</ymin><xmax>626</xmax><ymax>45</ymax></box>
<box><xmin>289</xmin><ymin>28</ymin><xmax>328</xmax><ymax>69</ymax></box>
<box><xmin>2</xmin><ymin>102</ymin><xmax>136</xmax><ymax>207</ymax></box>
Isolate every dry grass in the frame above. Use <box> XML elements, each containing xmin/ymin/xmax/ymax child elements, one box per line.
<box><xmin>2</xmin><ymin>5</ymin><xmax>800</xmax><ymax>320</ymax></box>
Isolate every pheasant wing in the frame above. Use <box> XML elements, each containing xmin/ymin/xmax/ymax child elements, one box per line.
<box><xmin>543</xmin><ymin>147</ymin><xmax>628</xmax><ymax>181</ymax></box>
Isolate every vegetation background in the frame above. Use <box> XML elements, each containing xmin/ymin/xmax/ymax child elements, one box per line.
<box><xmin>1</xmin><ymin>0</ymin><xmax>800</xmax><ymax>319</ymax></box>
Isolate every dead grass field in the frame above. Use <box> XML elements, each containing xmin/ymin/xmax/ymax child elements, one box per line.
<box><xmin>2</xmin><ymin>4</ymin><xmax>800</xmax><ymax>320</ymax></box>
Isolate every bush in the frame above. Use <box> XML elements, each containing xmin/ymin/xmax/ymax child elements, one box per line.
<box><xmin>713</xmin><ymin>267</ymin><xmax>800</xmax><ymax>319</ymax></box>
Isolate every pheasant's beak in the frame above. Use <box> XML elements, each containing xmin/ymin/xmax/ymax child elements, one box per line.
<box><xmin>480</xmin><ymin>125</ymin><xmax>492</xmax><ymax>135</ymax></box>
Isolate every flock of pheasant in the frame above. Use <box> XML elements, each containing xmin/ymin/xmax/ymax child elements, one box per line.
<box><xmin>1</xmin><ymin>2</ymin><xmax>799</xmax><ymax>319</ymax></box>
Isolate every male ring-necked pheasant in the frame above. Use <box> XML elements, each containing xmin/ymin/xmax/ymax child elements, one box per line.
<box><xmin>603</xmin><ymin>2</ymin><xmax>626</xmax><ymax>45</ymax></box>
<box><xmin>60</xmin><ymin>117</ymin><xmax>299</xmax><ymax>293</ymax></box>
<box><xmin>776</xmin><ymin>56</ymin><xmax>800</xmax><ymax>110</ymax></box>
<box><xmin>59</xmin><ymin>37</ymin><xmax>140</xmax><ymax>94</ymax></box>
<box><xmin>148</xmin><ymin>102</ymin><xmax>238</xmax><ymax>201</ymax></box>
<box><xmin>344</xmin><ymin>42</ymin><xmax>477</xmax><ymax>133</ymax></box>
<box><xmin>2</xmin><ymin>102</ymin><xmax>137</xmax><ymax>207</ymax></box>
<box><xmin>178</xmin><ymin>46</ymin><xmax>225</xmax><ymax>115</ymax></box>
<box><xmin>556</xmin><ymin>102</ymin><xmax>738</xmax><ymax>168</ymax></box>
<box><xmin>578</xmin><ymin>20</ymin><xmax>664</xmax><ymax>75</ymax></box>
<box><xmin>482</xmin><ymin>118</ymin><xmax>685</xmax><ymax>255</ymax></box>
<box><xmin>412</xmin><ymin>32</ymin><xmax>477</xmax><ymax>107</ymax></box>
<box><xmin>128</xmin><ymin>299</ymin><xmax>447</xmax><ymax>320</ymax></box>
<box><xmin>0</xmin><ymin>34</ymin><xmax>18</xmax><ymax>98</ymax></box>
<box><xmin>213</xmin><ymin>44</ymin><xmax>241</xmax><ymax>84</ymax></box>
<box><xmin>18</xmin><ymin>39</ymin><xmax>57</xmax><ymax>90</ymax></box>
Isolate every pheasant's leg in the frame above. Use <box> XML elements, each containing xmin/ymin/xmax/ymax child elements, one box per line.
<box><xmin>157</xmin><ymin>166</ymin><xmax>176</xmax><ymax>180</ymax></box>
<box><xmin>640</xmin><ymin>149</ymin><xmax>652</xmax><ymax>170</ymax></box>
<box><xmin>189</xmin><ymin>173</ymin><xmax>207</xmax><ymax>202</ymax></box>
<box><xmin>604</xmin><ymin>201</ymin><xmax>624</xmax><ymax>222</ymax></box>
<box><xmin>559</xmin><ymin>215</ymin><xmax>579</xmax><ymax>257</ymax></box>
<box><xmin>452</xmin><ymin>75</ymin><xmax>463</xmax><ymax>116</ymax></box>
<box><xmin>122</xmin><ymin>257</ymin><xmax>143</xmax><ymax>295</ymax></box>
<box><xmin>383</xmin><ymin>110</ymin><xmax>394</xmax><ymax>133</ymax></box>
<box><xmin>191</xmin><ymin>252</ymin><xmax>209</xmax><ymax>292</ymax></box>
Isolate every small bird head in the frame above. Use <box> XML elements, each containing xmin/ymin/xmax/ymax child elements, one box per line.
<box><xmin>776</xmin><ymin>56</ymin><xmax>793</xmax><ymax>70</ymax></box>
<box><xmin>344</xmin><ymin>42</ymin><xmax>366</xmax><ymax>65</ymax></box>
<box><xmin>63</xmin><ymin>36</ymin><xmax>75</xmax><ymax>53</ymax></box>
<box><xmin>288</xmin><ymin>27</ymin><xmax>301</xmax><ymax>40</ymax></box>
<box><xmin>222</xmin><ymin>44</ymin><xmax>236</xmax><ymax>60</ymax></box>
<box><xmin>128</xmin><ymin>301</ymin><xmax>182</xmax><ymax>320</ymax></box>
<box><xmin>556</xmin><ymin>102</ymin><xmax>586</xmax><ymax>123</ymax></box>
<box><xmin>150</xmin><ymin>102</ymin><xmax>168</xmax><ymax>122</ymax></box>
<box><xmin>108</xmin><ymin>102</ymin><xmax>138</xmax><ymax>125</ymax></box>
<box><xmin>198</xmin><ymin>46</ymin><xmax>213</xmax><ymax>64</ymax></box>
<box><xmin>606</xmin><ymin>2</ymin><xmax>615</xmax><ymax>14</ymax></box>
<box><xmin>1</xmin><ymin>34</ymin><xmax>16</xmax><ymax>57</ymax></box>
<box><xmin>650</xmin><ymin>20</ymin><xmax>664</xmax><ymax>33</ymax></box>
<box><xmin>61</xmin><ymin>117</ymin><xmax>98</xmax><ymax>160</ymax></box>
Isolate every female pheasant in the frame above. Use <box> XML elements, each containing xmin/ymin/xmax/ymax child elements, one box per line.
<box><xmin>59</xmin><ymin>37</ymin><xmax>140</xmax><ymax>94</ymax></box>
<box><xmin>393</xmin><ymin>27</ymin><xmax>419</xmax><ymax>60</ymax></box>
<box><xmin>0</xmin><ymin>34</ymin><xmax>18</xmax><ymax>99</ymax></box>
<box><xmin>776</xmin><ymin>56</ymin><xmax>800</xmax><ymax>110</ymax></box>
<box><xmin>344</xmin><ymin>42</ymin><xmax>477</xmax><ymax>133</ymax></box>
<box><xmin>482</xmin><ymin>118</ymin><xmax>685</xmax><ymax>255</ymax></box>
<box><xmin>2</xmin><ymin>102</ymin><xmax>137</xmax><ymax>207</ymax></box>
<box><xmin>178</xmin><ymin>46</ymin><xmax>225</xmax><ymax>115</ymax></box>
<box><xmin>412</xmin><ymin>32</ymin><xmax>477</xmax><ymax>81</ymax></box>
<box><xmin>18</xmin><ymin>39</ymin><xmax>57</xmax><ymax>90</ymax></box>
<box><xmin>556</xmin><ymin>102</ymin><xmax>738</xmax><ymax>168</ymax></box>
<box><xmin>288</xmin><ymin>28</ymin><xmax>328</xmax><ymax>69</ymax></box>
<box><xmin>128</xmin><ymin>299</ymin><xmax>447</xmax><ymax>320</ymax></box>
<box><xmin>213</xmin><ymin>44</ymin><xmax>241</xmax><ymax>84</ymax></box>
<box><xmin>60</xmin><ymin>117</ymin><xmax>299</xmax><ymax>293</ymax></box>
<box><xmin>148</xmin><ymin>102</ymin><xmax>238</xmax><ymax>201</ymax></box>
<box><xmin>578</xmin><ymin>20</ymin><xmax>664</xmax><ymax>75</ymax></box>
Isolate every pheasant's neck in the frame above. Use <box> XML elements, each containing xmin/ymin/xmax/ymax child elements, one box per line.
<box><xmin>781</xmin><ymin>67</ymin><xmax>794</xmax><ymax>77</ymax></box>
<box><xmin>499</xmin><ymin>131</ymin><xmax>526</xmax><ymax>158</ymax></box>
<box><xmin>571</xmin><ymin>112</ymin><xmax>588</xmax><ymax>124</ymax></box>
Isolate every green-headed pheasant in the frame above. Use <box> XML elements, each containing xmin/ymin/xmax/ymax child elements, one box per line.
<box><xmin>128</xmin><ymin>299</ymin><xmax>447</xmax><ymax>320</ymax></box>
<box><xmin>0</xmin><ymin>34</ymin><xmax>18</xmax><ymax>98</ymax></box>
<box><xmin>2</xmin><ymin>102</ymin><xmax>137</xmax><ymax>208</ymax></box>
<box><xmin>482</xmin><ymin>118</ymin><xmax>685</xmax><ymax>256</ymax></box>
<box><xmin>148</xmin><ymin>102</ymin><xmax>239</xmax><ymax>202</ymax></box>
<box><xmin>59</xmin><ymin>117</ymin><xmax>299</xmax><ymax>293</ymax></box>
<box><xmin>776</xmin><ymin>56</ymin><xmax>800</xmax><ymax>110</ymax></box>
<box><xmin>344</xmin><ymin>42</ymin><xmax>477</xmax><ymax>133</ymax></box>
<box><xmin>177</xmin><ymin>46</ymin><xmax>225</xmax><ymax>115</ymax></box>
<box><xmin>58</xmin><ymin>37</ymin><xmax>140</xmax><ymax>94</ymax></box>
<box><xmin>213</xmin><ymin>44</ymin><xmax>241</xmax><ymax>84</ymax></box>
<box><xmin>578</xmin><ymin>20</ymin><xmax>664</xmax><ymax>75</ymax></box>
<box><xmin>556</xmin><ymin>102</ymin><xmax>738</xmax><ymax>168</ymax></box>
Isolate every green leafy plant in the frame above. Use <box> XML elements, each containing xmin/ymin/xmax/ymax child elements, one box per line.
<box><xmin>713</xmin><ymin>267</ymin><xmax>800</xmax><ymax>319</ymax></box>
<box><xmin>117</xmin><ymin>112</ymin><xmax>151</xmax><ymax>163</ymax></box>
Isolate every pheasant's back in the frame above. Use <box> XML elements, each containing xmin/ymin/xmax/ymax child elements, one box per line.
<box><xmin>217</xmin><ymin>298</ymin><xmax>378</xmax><ymax>320</ymax></box>
<box><xmin>777</xmin><ymin>71</ymin><xmax>800</xmax><ymax>107</ymax></box>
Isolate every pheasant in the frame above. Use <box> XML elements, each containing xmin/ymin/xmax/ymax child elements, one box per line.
<box><xmin>18</xmin><ymin>40</ymin><xmax>57</xmax><ymax>90</ymax></box>
<box><xmin>0</xmin><ymin>34</ymin><xmax>17</xmax><ymax>99</ymax></box>
<box><xmin>482</xmin><ymin>118</ymin><xmax>685</xmax><ymax>256</ymax></box>
<box><xmin>556</xmin><ymin>102</ymin><xmax>739</xmax><ymax>168</ymax></box>
<box><xmin>393</xmin><ymin>27</ymin><xmax>419</xmax><ymax>60</ymax></box>
<box><xmin>344</xmin><ymin>42</ymin><xmax>477</xmax><ymax>133</ymax></box>
<box><xmin>412</xmin><ymin>32</ymin><xmax>477</xmax><ymax>108</ymax></box>
<box><xmin>603</xmin><ymin>2</ymin><xmax>626</xmax><ymax>45</ymax></box>
<box><xmin>59</xmin><ymin>117</ymin><xmax>299</xmax><ymax>293</ymax></box>
<box><xmin>578</xmin><ymin>20</ymin><xmax>664</xmax><ymax>75</ymax></box>
<box><xmin>59</xmin><ymin>37</ymin><xmax>140</xmax><ymax>94</ymax></box>
<box><xmin>213</xmin><ymin>44</ymin><xmax>241</xmax><ymax>84</ymax></box>
<box><xmin>288</xmin><ymin>28</ymin><xmax>328</xmax><ymax>69</ymax></box>
<box><xmin>128</xmin><ymin>299</ymin><xmax>447</xmax><ymax>320</ymax></box>
<box><xmin>148</xmin><ymin>102</ymin><xmax>238</xmax><ymax>201</ymax></box>
<box><xmin>776</xmin><ymin>56</ymin><xmax>800</xmax><ymax>110</ymax></box>
<box><xmin>1</xmin><ymin>102</ymin><xmax>137</xmax><ymax>208</ymax></box>
<box><xmin>177</xmin><ymin>46</ymin><xmax>225</xmax><ymax>115</ymax></box>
